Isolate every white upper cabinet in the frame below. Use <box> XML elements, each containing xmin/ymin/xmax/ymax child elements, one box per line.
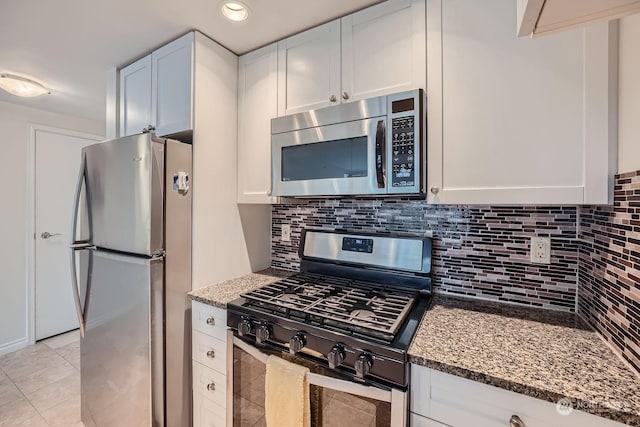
<box><xmin>341</xmin><ymin>0</ymin><xmax>426</xmax><ymax>101</ymax></box>
<box><xmin>277</xmin><ymin>21</ymin><xmax>341</xmax><ymax>115</ymax></box>
<box><xmin>238</xmin><ymin>43</ymin><xmax>279</xmax><ymax>204</ymax></box>
<box><xmin>120</xmin><ymin>32</ymin><xmax>194</xmax><ymax>137</ymax></box>
<box><xmin>277</xmin><ymin>0</ymin><xmax>426</xmax><ymax>116</ymax></box>
<box><xmin>119</xmin><ymin>56</ymin><xmax>152</xmax><ymax>137</ymax></box>
<box><xmin>240</xmin><ymin>0</ymin><xmax>426</xmax><ymax>203</ymax></box>
<box><xmin>426</xmin><ymin>0</ymin><xmax>617</xmax><ymax>205</ymax></box>
<box><xmin>151</xmin><ymin>33</ymin><xmax>194</xmax><ymax>137</ymax></box>
<box><xmin>518</xmin><ymin>0</ymin><xmax>640</xmax><ymax>38</ymax></box>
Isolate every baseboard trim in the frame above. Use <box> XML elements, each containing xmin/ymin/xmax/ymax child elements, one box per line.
<box><xmin>0</xmin><ymin>337</ymin><xmax>28</xmax><ymax>356</ymax></box>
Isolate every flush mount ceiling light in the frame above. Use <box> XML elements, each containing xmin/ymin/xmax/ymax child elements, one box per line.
<box><xmin>221</xmin><ymin>1</ymin><xmax>249</xmax><ymax>21</ymax></box>
<box><xmin>0</xmin><ymin>73</ymin><xmax>50</xmax><ymax>97</ymax></box>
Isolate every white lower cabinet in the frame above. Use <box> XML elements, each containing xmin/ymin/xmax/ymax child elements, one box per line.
<box><xmin>193</xmin><ymin>330</ymin><xmax>228</xmax><ymax>373</ymax></box>
<box><xmin>193</xmin><ymin>362</ymin><xmax>227</xmax><ymax>408</ymax></box>
<box><xmin>193</xmin><ymin>301</ymin><xmax>229</xmax><ymax>427</ymax></box>
<box><xmin>410</xmin><ymin>365</ymin><xmax>625</xmax><ymax>427</ymax></box>
<box><xmin>193</xmin><ymin>392</ymin><xmax>227</xmax><ymax>427</ymax></box>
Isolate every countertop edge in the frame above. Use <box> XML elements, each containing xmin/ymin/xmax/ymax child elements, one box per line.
<box><xmin>409</xmin><ymin>344</ymin><xmax>640</xmax><ymax>425</ymax></box>
<box><xmin>187</xmin><ymin>268</ymin><xmax>294</xmax><ymax>309</ymax></box>
<box><xmin>188</xmin><ymin>294</ymin><xmax>227</xmax><ymax>309</ymax></box>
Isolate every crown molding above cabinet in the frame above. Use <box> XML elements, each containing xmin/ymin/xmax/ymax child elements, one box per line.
<box><xmin>518</xmin><ymin>0</ymin><xmax>640</xmax><ymax>38</ymax></box>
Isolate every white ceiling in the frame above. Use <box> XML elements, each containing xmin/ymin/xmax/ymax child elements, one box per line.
<box><xmin>0</xmin><ymin>0</ymin><xmax>383</xmax><ymax>123</ymax></box>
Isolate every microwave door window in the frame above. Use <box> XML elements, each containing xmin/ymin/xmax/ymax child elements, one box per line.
<box><xmin>281</xmin><ymin>137</ymin><xmax>368</xmax><ymax>182</ymax></box>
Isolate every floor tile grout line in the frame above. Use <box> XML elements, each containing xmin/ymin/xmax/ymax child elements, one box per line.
<box><xmin>2</xmin><ymin>346</ymin><xmax>78</xmax><ymax>426</ymax></box>
<box><xmin>0</xmin><ymin>334</ymin><xmax>79</xmax><ymax>426</ymax></box>
<box><xmin>4</xmin><ymin>367</ymin><xmax>52</xmax><ymax>427</ymax></box>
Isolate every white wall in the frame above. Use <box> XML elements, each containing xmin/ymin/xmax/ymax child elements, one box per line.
<box><xmin>0</xmin><ymin>101</ymin><xmax>103</xmax><ymax>354</ymax></box>
<box><xmin>618</xmin><ymin>14</ymin><xmax>640</xmax><ymax>174</ymax></box>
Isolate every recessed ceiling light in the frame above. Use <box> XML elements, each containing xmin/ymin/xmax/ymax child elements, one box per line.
<box><xmin>221</xmin><ymin>1</ymin><xmax>249</xmax><ymax>21</ymax></box>
<box><xmin>0</xmin><ymin>73</ymin><xmax>50</xmax><ymax>97</ymax></box>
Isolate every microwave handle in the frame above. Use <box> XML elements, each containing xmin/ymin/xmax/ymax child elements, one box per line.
<box><xmin>375</xmin><ymin>120</ymin><xmax>386</xmax><ymax>189</ymax></box>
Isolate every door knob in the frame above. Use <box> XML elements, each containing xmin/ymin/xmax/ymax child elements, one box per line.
<box><xmin>342</xmin><ymin>92</ymin><xmax>350</xmax><ymax>100</ymax></box>
<box><xmin>329</xmin><ymin>95</ymin><xmax>337</xmax><ymax>103</ymax></box>
<box><xmin>41</xmin><ymin>232</ymin><xmax>61</xmax><ymax>239</ymax></box>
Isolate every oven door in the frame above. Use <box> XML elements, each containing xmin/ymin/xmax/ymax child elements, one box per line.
<box><xmin>271</xmin><ymin>118</ymin><xmax>388</xmax><ymax>197</ymax></box>
<box><xmin>230</xmin><ymin>333</ymin><xmax>406</xmax><ymax>427</ymax></box>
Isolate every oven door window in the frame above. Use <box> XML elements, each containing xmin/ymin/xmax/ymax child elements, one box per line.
<box><xmin>233</xmin><ymin>345</ymin><xmax>392</xmax><ymax>427</ymax></box>
<box><xmin>281</xmin><ymin>137</ymin><xmax>368</xmax><ymax>182</ymax></box>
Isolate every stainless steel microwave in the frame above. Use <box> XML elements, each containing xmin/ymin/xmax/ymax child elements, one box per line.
<box><xmin>271</xmin><ymin>89</ymin><xmax>426</xmax><ymax>197</ymax></box>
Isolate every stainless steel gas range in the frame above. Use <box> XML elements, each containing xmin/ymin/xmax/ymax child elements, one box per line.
<box><xmin>227</xmin><ymin>229</ymin><xmax>432</xmax><ymax>426</ymax></box>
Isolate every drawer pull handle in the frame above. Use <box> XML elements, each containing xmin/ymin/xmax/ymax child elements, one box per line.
<box><xmin>207</xmin><ymin>382</ymin><xmax>216</xmax><ymax>391</ymax></box>
<box><xmin>509</xmin><ymin>415</ymin><xmax>525</xmax><ymax>427</ymax></box>
<box><xmin>206</xmin><ymin>317</ymin><xmax>215</xmax><ymax>326</ymax></box>
<box><xmin>206</xmin><ymin>350</ymin><xmax>215</xmax><ymax>359</ymax></box>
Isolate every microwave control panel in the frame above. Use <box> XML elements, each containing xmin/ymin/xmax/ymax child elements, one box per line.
<box><xmin>391</xmin><ymin>116</ymin><xmax>415</xmax><ymax>187</ymax></box>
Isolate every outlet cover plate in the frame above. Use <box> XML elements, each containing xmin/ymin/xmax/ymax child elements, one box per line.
<box><xmin>530</xmin><ymin>237</ymin><xmax>551</xmax><ymax>264</ymax></box>
<box><xmin>281</xmin><ymin>224</ymin><xmax>291</xmax><ymax>242</ymax></box>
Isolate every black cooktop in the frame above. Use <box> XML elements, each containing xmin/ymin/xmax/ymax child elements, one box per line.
<box><xmin>239</xmin><ymin>272</ymin><xmax>419</xmax><ymax>342</ymax></box>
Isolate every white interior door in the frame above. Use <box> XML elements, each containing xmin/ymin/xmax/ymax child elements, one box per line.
<box><xmin>35</xmin><ymin>129</ymin><xmax>100</xmax><ymax>341</ymax></box>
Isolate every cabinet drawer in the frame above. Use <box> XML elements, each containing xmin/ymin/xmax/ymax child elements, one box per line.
<box><xmin>193</xmin><ymin>330</ymin><xmax>227</xmax><ymax>374</ymax></box>
<box><xmin>414</xmin><ymin>366</ymin><xmax>625</xmax><ymax>427</ymax></box>
<box><xmin>193</xmin><ymin>391</ymin><xmax>226</xmax><ymax>427</ymax></box>
<box><xmin>193</xmin><ymin>361</ymin><xmax>227</xmax><ymax>408</ymax></box>
<box><xmin>192</xmin><ymin>301</ymin><xmax>227</xmax><ymax>339</ymax></box>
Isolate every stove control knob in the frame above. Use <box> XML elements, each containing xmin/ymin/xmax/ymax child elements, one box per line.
<box><xmin>354</xmin><ymin>353</ymin><xmax>373</xmax><ymax>379</ymax></box>
<box><xmin>327</xmin><ymin>345</ymin><xmax>346</xmax><ymax>369</ymax></box>
<box><xmin>237</xmin><ymin>319</ymin><xmax>253</xmax><ymax>337</ymax></box>
<box><xmin>289</xmin><ymin>333</ymin><xmax>306</xmax><ymax>354</ymax></box>
<box><xmin>255</xmin><ymin>324</ymin><xmax>270</xmax><ymax>344</ymax></box>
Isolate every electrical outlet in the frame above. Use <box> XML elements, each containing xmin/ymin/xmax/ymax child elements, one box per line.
<box><xmin>530</xmin><ymin>237</ymin><xmax>551</xmax><ymax>264</ymax></box>
<box><xmin>281</xmin><ymin>224</ymin><xmax>291</xmax><ymax>242</ymax></box>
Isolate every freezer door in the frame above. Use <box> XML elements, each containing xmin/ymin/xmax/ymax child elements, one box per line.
<box><xmin>83</xmin><ymin>133</ymin><xmax>164</xmax><ymax>255</ymax></box>
<box><xmin>80</xmin><ymin>250</ymin><xmax>164</xmax><ymax>427</ymax></box>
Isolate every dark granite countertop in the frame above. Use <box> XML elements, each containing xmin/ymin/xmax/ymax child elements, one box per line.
<box><xmin>408</xmin><ymin>295</ymin><xmax>640</xmax><ymax>425</ymax></box>
<box><xmin>188</xmin><ymin>268</ymin><xmax>293</xmax><ymax>309</ymax></box>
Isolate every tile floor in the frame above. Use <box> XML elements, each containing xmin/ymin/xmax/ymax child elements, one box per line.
<box><xmin>0</xmin><ymin>330</ymin><xmax>82</xmax><ymax>427</ymax></box>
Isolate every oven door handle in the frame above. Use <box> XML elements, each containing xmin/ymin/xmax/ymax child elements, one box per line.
<box><xmin>232</xmin><ymin>335</ymin><xmax>393</xmax><ymax>403</ymax></box>
<box><xmin>375</xmin><ymin>120</ymin><xmax>386</xmax><ymax>189</ymax></box>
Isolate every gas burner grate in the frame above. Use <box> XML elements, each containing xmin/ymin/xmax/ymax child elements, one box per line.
<box><xmin>240</xmin><ymin>273</ymin><xmax>417</xmax><ymax>339</ymax></box>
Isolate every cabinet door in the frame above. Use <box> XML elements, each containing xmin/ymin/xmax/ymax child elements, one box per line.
<box><xmin>151</xmin><ymin>32</ymin><xmax>194</xmax><ymax>137</ymax></box>
<box><xmin>238</xmin><ymin>43</ymin><xmax>278</xmax><ymax>203</ymax></box>
<box><xmin>119</xmin><ymin>55</ymin><xmax>152</xmax><ymax>137</ymax></box>
<box><xmin>426</xmin><ymin>0</ymin><xmax>616</xmax><ymax>205</ymax></box>
<box><xmin>193</xmin><ymin>390</ymin><xmax>226</xmax><ymax>427</ymax></box>
<box><xmin>416</xmin><ymin>367</ymin><xmax>626</xmax><ymax>427</ymax></box>
<box><xmin>341</xmin><ymin>0</ymin><xmax>426</xmax><ymax>102</ymax></box>
<box><xmin>277</xmin><ymin>20</ymin><xmax>341</xmax><ymax>115</ymax></box>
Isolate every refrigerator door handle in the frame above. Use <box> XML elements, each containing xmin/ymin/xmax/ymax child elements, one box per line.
<box><xmin>70</xmin><ymin>152</ymin><xmax>90</xmax><ymax>337</ymax></box>
<box><xmin>70</xmin><ymin>246</ymin><xmax>87</xmax><ymax>337</ymax></box>
<box><xmin>70</xmin><ymin>151</ymin><xmax>88</xmax><ymax>245</ymax></box>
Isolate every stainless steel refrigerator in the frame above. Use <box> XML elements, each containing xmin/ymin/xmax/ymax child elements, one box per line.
<box><xmin>69</xmin><ymin>132</ymin><xmax>192</xmax><ymax>427</ymax></box>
